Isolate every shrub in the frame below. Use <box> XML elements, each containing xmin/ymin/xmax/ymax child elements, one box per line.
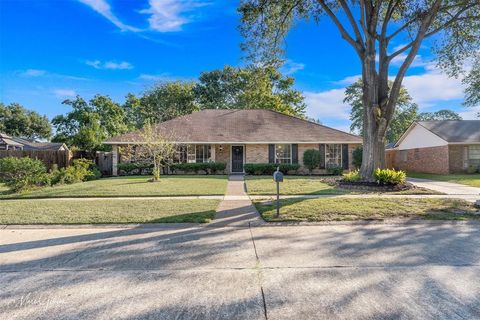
<box><xmin>169</xmin><ymin>162</ymin><xmax>226</xmax><ymax>174</ymax></box>
<box><xmin>278</xmin><ymin>163</ymin><xmax>300</xmax><ymax>174</ymax></box>
<box><xmin>343</xmin><ymin>170</ymin><xmax>361</xmax><ymax>182</ymax></box>
<box><xmin>326</xmin><ymin>165</ymin><xmax>343</xmax><ymax>175</ymax></box>
<box><xmin>0</xmin><ymin>157</ymin><xmax>48</xmax><ymax>192</ymax></box>
<box><xmin>244</xmin><ymin>163</ymin><xmax>299</xmax><ymax>175</ymax></box>
<box><xmin>352</xmin><ymin>146</ymin><xmax>362</xmax><ymax>169</ymax></box>
<box><xmin>303</xmin><ymin>149</ymin><xmax>321</xmax><ymax>173</ymax></box>
<box><xmin>466</xmin><ymin>165</ymin><xmax>479</xmax><ymax>174</ymax></box>
<box><xmin>51</xmin><ymin>158</ymin><xmax>101</xmax><ymax>185</ymax></box>
<box><xmin>117</xmin><ymin>162</ymin><xmax>153</xmax><ymax>175</ymax></box>
<box><xmin>373</xmin><ymin>168</ymin><xmax>406</xmax><ymax>185</ymax></box>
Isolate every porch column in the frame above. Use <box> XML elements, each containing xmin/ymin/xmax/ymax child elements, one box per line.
<box><xmin>112</xmin><ymin>145</ymin><xmax>118</xmax><ymax>176</ymax></box>
<box><xmin>211</xmin><ymin>144</ymin><xmax>216</xmax><ymax>161</ymax></box>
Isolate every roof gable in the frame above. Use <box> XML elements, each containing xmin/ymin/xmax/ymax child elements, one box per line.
<box><xmin>105</xmin><ymin>109</ymin><xmax>362</xmax><ymax>144</ymax></box>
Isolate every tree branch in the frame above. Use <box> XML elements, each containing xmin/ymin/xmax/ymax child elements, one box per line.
<box><xmin>337</xmin><ymin>0</ymin><xmax>364</xmax><ymax>45</ymax></box>
<box><xmin>316</xmin><ymin>0</ymin><xmax>364</xmax><ymax>55</ymax></box>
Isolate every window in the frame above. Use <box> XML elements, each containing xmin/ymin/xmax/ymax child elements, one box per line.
<box><xmin>325</xmin><ymin>144</ymin><xmax>342</xmax><ymax>167</ymax></box>
<box><xmin>399</xmin><ymin>150</ymin><xmax>408</xmax><ymax>162</ymax></box>
<box><xmin>275</xmin><ymin>144</ymin><xmax>291</xmax><ymax>164</ymax></box>
<box><xmin>468</xmin><ymin>145</ymin><xmax>480</xmax><ymax>167</ymax></box>
<box><xmin>174</xmin><ymin>145</ymin><xmax>211</xmax><ymax>163</ymax></box>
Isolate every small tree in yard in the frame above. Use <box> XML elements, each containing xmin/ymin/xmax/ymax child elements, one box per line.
<box><xmin>303</xmin><ymin>149</ymin><xmax>321</xmax><ymax>174</ymax></box>
<box><xmin>123</xmin><ymin>122</ymin><xmax>176</xmax><ymax>182</ymax></box>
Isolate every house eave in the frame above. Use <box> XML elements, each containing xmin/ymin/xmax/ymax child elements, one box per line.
<box><xmin>104</xmin><ymin>140</ymin><xmax>363</xmax><ymax>145</ymax></box>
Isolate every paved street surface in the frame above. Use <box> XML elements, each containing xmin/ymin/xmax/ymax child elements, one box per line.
<box><xmin>1</xmin><ymin>222</ymin><xmax>480</xmax><ymax>319</ymax></box>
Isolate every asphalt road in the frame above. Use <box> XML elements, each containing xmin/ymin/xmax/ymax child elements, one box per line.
<box><xmin>1</xmin><ymin>222</ymin><xmax>479</xmax><ymax>319</ymax></box>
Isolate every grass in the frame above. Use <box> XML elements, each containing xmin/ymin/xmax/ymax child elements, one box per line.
<box><xmin>254</xmin><ymin>197</ymin><xmax>480</xmax><ymax>222</ymax></box>
<box><xmin>244</xmin><ymin>175</ymin><xmax>439</xmax><ymax>195</ymax></box>
<box><xmin>408</xmin><ymin>172</ymin><xmax>480</xmax><ymax>187</ymax></box>
<box><xmin>0</xmin><ymin>199</ymin><xmax>220</xmax><ymax>224</ymax></box>
<box><xmin>245</xmin><ymin>176</ymin><xmax>346</xmax><ymax>195</ymax></box>
<box><xmin>0</xmin><ymin>175</ymin><xmax>228</xmax><ymax>199</ymax></box>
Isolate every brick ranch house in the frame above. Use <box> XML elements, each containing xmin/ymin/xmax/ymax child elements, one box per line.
<box><xmin>104</xmin><ymin>109</ymin><xmax>362</xmax><ymax>175</ymax></box>
<box><xmin>386</xmin><ymin>120</ymin><xmax>480</xmax><ymax>174</ymax></box>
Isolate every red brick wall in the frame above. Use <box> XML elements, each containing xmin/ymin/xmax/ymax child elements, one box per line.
<box><xmin>388</xmin><ymin>145</ymin><xmax>450</xmax><ymax>174</ymax></box>
<box><xmin>448</xmin><ymin>145</ymin><xmax>466</xmax><ymax>173</ymax></box>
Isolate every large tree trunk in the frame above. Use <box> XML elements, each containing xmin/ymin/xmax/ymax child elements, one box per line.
<box><xmin>360</xmin><ymin>119</ymin><xmax>386</xmax><ymax>181</ymax></box>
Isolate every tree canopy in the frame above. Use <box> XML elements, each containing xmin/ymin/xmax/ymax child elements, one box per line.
<box><xmin>417</xmin><ymin>109</ymin><xmax>462</xmax><ymax>121</ymax></box>
<box><xmin>0</xmin><ymin>102</ymin><xmax>52</xmax><ymax>140</ymax></box>
<box><xmin>239</xmin><ymin>0</ymin><xmax>480</xmax><ymax>180</ymax></box>
<box><xmin>52</xmin><ymin>95</ymin><xmax>130</xmax><ymax>151</ymax></box>
<box><xmin>194</xmin><ymin>65</ymin><xmax>306</xmax><ymax>116</ymax></box>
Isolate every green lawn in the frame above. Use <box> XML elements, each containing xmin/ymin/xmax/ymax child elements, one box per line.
<box><xmin>245</xmin><ymin>176</ymin><xmax>346</xmax><ymax>195</ymax></box>
<box><xmin>0</xmin><ymin>175</ymin><xmax>228</xmax><ymax>199</ymax></box>
<box><xmin>408</xmin><ymin>172</ymin><xmax>480</xmax><ymax>187</ymax></box>
<box><xmin>0</xmin><ymin>199</ymin><xmax>220</xmax><ymax>224</ymax></box>
<box><xmin>255</xmin><ymin>197</ymin><xmax>479</xmax><ymax>222</ymax></box>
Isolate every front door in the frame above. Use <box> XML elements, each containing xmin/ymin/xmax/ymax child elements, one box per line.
<box><xmin>231</xmin><ymin>146</ymin><xmax>244</xmax><ymax>173</ymax></box>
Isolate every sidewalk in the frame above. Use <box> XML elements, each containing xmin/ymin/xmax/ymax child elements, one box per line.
<box><xmin>212</xmin><ymin>175</ymin><xmax>263</xmax><ymax>227</ymax></box>
<box><xmin>408</xmin><ymin>177</ymin><xmax>480</xmax><ymax>196</ymax></box>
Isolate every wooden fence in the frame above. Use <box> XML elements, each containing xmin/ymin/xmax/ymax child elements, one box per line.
<box><xmin>0</xmin><ymin>150</ymin><xmax>72</xmax><ymax>170</ymax></box>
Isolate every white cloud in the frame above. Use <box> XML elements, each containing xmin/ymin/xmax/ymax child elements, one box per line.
<box><xmin>140</xmin><ymin>0</ymin><xmax>208</xmax><ymax>32</ymax></box>
<box><xmin>332</xmin><ymin>74</ymin><xmax>361</xmax><ymax>86</ymax></box>
<box><xmin>53</xmin><ymin>89</ymin><xmax>77</xmax><ymax>98</ymax></box>
<box><xmin>86</xmin><ymin>60</ymin><xmax>133</xmax><ymax>70</ymax></box>
<box><xmin>281</xmin><ymin>60</ymin><xmax>305</xmax><ymax>75</ymax></box>
<box><xmin>401</xmin><ymin>66</ymin><xmax>464</xmax><ymax>108</ymax></box>
<box><xmin>78</xmin><ymin>0</ymin><xmax>140</xmax><ymax>32</ymax></box>
<box><xmin>304</xmin><ymin>89</ymin><xmax>351</xmax><ymax>121</ymax></box>
<box><xmin>458</xmin><ymin>106</ymin><xmax>480</xmax><ymax>120</ymax></box>
<box><xmin>138</xmin><ymin>73</ymin><xmax>171</xmax><ymax>81</ymax></box>
<box><xmin>20</xmin><ymin>69</ymin><xmax>47</xmax><ymax>77</ymax></box>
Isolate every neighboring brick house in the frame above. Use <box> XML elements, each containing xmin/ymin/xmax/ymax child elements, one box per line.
<box><xmin>386</xmin><ymin>120</ymin><xmax>480</xmax><ymax>174</ymax></box>
<box><xmin>104</xmin><ymin>109</ymin><xmax>362</xmax><ymax>175</ymax></box>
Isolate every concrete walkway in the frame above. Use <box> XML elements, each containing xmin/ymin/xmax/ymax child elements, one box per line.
<box><xmin>408</xmin><ymin>177</ymin><xmax>480</xmax><ymax>196</ymax></box>
<box><xmin>213</xmin><ymin>175</ymin><xmax>262</xmax><ymax>227</ymax></box>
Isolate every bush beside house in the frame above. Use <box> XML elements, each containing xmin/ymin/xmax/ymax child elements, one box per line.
<box><xmin>0</xmin><ymin>157</ymin><xmax>100</xmax><ymax>192</ymax></box>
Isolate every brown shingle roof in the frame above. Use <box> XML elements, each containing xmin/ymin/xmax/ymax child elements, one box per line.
<box><xmin>105</xmin><ymin>109</ymin><xmax>362</xmax><ymax>144</ymax></box>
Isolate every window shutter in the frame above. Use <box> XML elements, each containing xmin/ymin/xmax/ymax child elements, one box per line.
<box><xmin>342</xmin><ymin>144</ymin><xmax>349</xmax><ymax>169</ymax></box>
<box><xmin>319</xmin><ymin>144</ymin><xmax>325</xmax><ymax>169</ymax></box>
<box><xmin>291</xmin><ymin>144</ymin><xmax>298</xmax><ymax>164</ymax></box>
<box><xmin>268</xmin><ymin>144</ymin><xmax>275</xmax><ymax>163</ymax></box>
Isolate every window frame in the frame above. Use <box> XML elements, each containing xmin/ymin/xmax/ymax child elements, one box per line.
<box><xmin>274</xmin><ymin>144</ymin><xmax>292</xmax><ymax>164</ymax></box>
<box><xmin>325</xmin><ymin>144</ymin><xmax>342</xmax><ymax>167</ymax></box>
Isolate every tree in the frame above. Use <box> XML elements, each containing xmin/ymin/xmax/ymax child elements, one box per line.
<box><xmin>0</xmin><ymin>102</ymin><xmax>52</xmax><ymax>140</ymax></box>
<box><xmin>303</xmin><ymin>149</ymin><xmax>321</xmax><ymax>174</ymax></box>
<box><xmin>417</xmin><ymin>109</ymin><xmax>462</xmax><ymax>121</ymax></box>
<box><xmin>239</xmin><ymin>1</ymin><xmax>480</xmax><ymax>180</ymax></box>
<box><xmin>137</xmin><ymin>81</ymin><xmax>198</xmax><ymax>126</ymax></box>
<box><xmin>194</xmin><ymin>65</ymin><xmax>306</xmax><ymax>116</ymax></box>
<box><xmin>121</xmin><ymin>122</ymin><xmax>176</xmax><ymax>181</ymax></box>
<box><xmin>345</xmin><ymin>79</ymin><xmax>418</xmax><ymax>143</ymax></box>
<box><xmin>52</xmin><ymin>95</ymin><xmax>129</xmax><ymax>151</ymax></box>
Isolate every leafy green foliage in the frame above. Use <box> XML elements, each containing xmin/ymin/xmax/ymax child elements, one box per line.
<box><xmin>194</xmin><ymin>65</ymin><xmax>306</xmax><ymax>116</ymax></box>
<box><xmin>352</xmin><ymin>147</ymin><xmax>362</xmax><ymax>169</ymax></box>
<box><xmin>244</xmin><ymin>163</ymin><xmax>300</xmax><ymax>175</ymax></box>
<box><xmin>417</xmin><ymin>109</ymin><xmax>462</xmax><ymax>121</ymax></box>
<box><xmin>0</xmin><ymin>157</ymin><xmax>48</xmax><ymax>192</ymax></box>
<box><xmin>345</xmin><ymin>80</ymin><xmax>419</xmax><ymax>143</ymax></box>
<box><xmin>117</xmin><ymin>162</ymin><xmax>153</xmax><ymax>175</ymax></box>
<box><xmin>50</xmin><ymin>159</ymin><xmax>101</xmax><ymax>185</ymax></box>
<box><xmin>133</xmin><ymin>81</ymin><xmax>198</xmax><ymax>126</ymax></box>
<box><xmin>343</xmin><ymin>170</ymin><xmax>361</xmax><ymax>182</ymax></box>
<box><xmin>326</xmin><ymin>165</ymin><xmax>343</xmax><ymax>176</ymax></box>
<box><xmin>302</xmin><ymin>149</ymin><xmax>320</xmax><ymax>172</ymax></box>
<box><xmin>169</xmin><ymin>162</ymin><xmax>227</xmax><ymax>174</ymax></box>
<box><xmin>374</xmin><ymin>168</ymin><xmax>406</xmax><ymax>185</ymax></box>
<box><xmin>52</xmin><ymin>95</ymin><xmax>130</xmax><ymax>151</ymax></box>
<box><xmin>0</xmin><ymin>102</ymin><xmax>52</xmax><ymax>139</ymax></box>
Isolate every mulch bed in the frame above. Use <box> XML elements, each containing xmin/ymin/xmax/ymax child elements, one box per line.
<box><xmin>319</xmin><ymin>177</ymin><xmax>427</xmax><ymax>193</ymax></box>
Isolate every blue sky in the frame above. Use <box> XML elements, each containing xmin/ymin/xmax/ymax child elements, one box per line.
<box><xmin>0</xmin><ymin>0</ymin><xmax>477</xmax><ymax>133</ymax></box>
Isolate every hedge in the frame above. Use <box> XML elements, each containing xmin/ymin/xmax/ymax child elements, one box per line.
<box><xmin>169</xmin><ymin>162</ymin><xmax>226</xmax><ymax>174</ymax></box>
<box><xmin>117</xmin><ymin>162</ymin><xmax>153</xmax><ymax>175</ymax></box>
<box><xmin>244</xmin><ymin>163</ymin><xmax>300</xmax><ymax>175</ymax></box>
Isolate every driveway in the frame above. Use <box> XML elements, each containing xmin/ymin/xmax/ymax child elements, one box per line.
<box><xmin>408</xmin><ymin>177</ymin><xmax>480</xmax><ymax>196</ymax></box>
<box><xmin>1</xmin><ymin>222</ymin><xmax>480</xmax><ymax>319</ymax></box>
